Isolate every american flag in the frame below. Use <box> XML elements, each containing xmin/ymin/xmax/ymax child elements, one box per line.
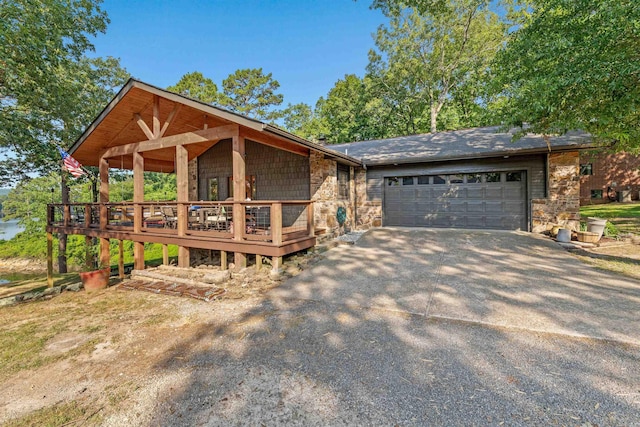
<box><xmin>57</xmin><ymin>147</ymin><xmax>86</xmax><ymax>178</ymax></box>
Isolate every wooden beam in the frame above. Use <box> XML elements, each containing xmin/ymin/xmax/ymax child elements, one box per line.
<box><xmin>100</xmin><ymin>237</ymin><xmax>110</xmax><ymax>269</ymax></box>
<box><xmin>256</xmin><ymin>254</ymin><xmax>262</xmax><ymax>270</ymax></box>
<box><xmin>160</xmin><ymin>104</ymin><xmax>181</xmax><ymax>137</ymax></box>
<box><xmin>99</xmin><ymin>156</ymin><xmax>109</xmax><ymax>230</ymax></box>
<box><xmin>47</xmin><ymin>232</ymin><xmax>53</xmax><ymax>288</ymax></box>
<box><xmin>232</xmin><ymin>135</ymin><xmax>246</xmax><ymax>201</ymax></box>
<box><xmin>133</xmin><ymin>152</ymin><xmax>144</xmax><ymax>233</ymax></box>
<box><xmin>103</xmin><ymin>124</ymin><xmax>239</xmax><ymax>159</ymax></box>
<box><xmin>152</xmin><ymin>95</ymin><xmax>161</xmax><ymax>138</ymax></box>
<box><xmin>118</xmin><ymin>240</ymin><xmax>125</xmax><ymax>279</ymax></box>
<box><xmin>162</xmin><ymin>244</ymin><xmax>169</xmax><ymax>265</ymax></box>
<box><xmin>135</xmin><ymin>113</ymin><xmax>154</xmax><ymax>140</ymax></box>
<box><xmin>271</xmin><ymin>202</ymin><xmax>283</xmax><ymax>246</ymax></box>
<box><xmin>176</xmin><ymin>144</ymin><xmax>190</xmax><ymax>268</ymax></box>
<box><xmin>221</xmin><ymin>250</ymin><xmax>227</xmax><ymax>270</ymax></box>
<box><xmin>240</xmin><ymin>127</ymin><xmax>309</xmax><ymax>157</ymax></box>
<box><xmin>134</xmin><ymin>243</ymin><xmax>144</xmax><ymax>270</ymax></box>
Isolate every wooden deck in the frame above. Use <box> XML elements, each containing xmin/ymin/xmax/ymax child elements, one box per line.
<box><xmin>46</xmin><ymin>200</ymin><xmax>316</xmax><ymax>263</ymax></box>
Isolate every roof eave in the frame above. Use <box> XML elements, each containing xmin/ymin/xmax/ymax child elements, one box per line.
<box><xmin>361</xmin><ymin>144</ymin><xmax>597</xmax><ymax>167</ymax></box>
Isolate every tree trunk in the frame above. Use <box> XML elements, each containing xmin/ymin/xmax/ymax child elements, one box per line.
<box><xmin>430</xmin><ymin>104</ymin><xmax>438</xmax><ymax>133</ymax></box>
<box><xmin>58</xmin><ymin>172</ymin><xmax>69</xmax><ymax>274</ymax></box>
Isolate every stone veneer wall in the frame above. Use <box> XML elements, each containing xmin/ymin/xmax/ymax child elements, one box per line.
<box><xmin>532</xmin><ymin>151</ymin><xmax>581</xmax><ymax>232</ymax></box>
<box><xmin>354</xmin><ymin>168</ymin><xmax>382</xmax><ymax>229</ymax></box>
<box><xmin>309</xmin><ymin>151</ymin><xmax>355</xmax><ymax>238</ymax></box>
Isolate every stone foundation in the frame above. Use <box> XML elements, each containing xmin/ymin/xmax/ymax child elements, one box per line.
<box><xmin>532</xmin><ymin>151</ymin><xmax>581</xmax><ymax>232</ymax></box>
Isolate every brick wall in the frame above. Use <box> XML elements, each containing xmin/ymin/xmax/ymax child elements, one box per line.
<box><xmin>579</xmin><ymin>151</ymin><xmax>640</xmax><ymax>205</ymax></box>
<box><xmin>309</xmin><ymin>151</ymin><xmax>355</xmax><ymax>238</ymax></box>
<box><xmin>532</xmin><ymin>151</ymin><xmax>581</xmax><ymax>232</ymax></box>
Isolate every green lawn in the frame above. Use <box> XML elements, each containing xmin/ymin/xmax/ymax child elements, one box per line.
<box><xmin>580</xmin><ymin>202</ymin><xmax>640</xmax><ymax>219</ymax></box>
<box><xmin>580</xmin><ymin>202</ymin><xmax>640</xmax><ymax>235</ymax></box>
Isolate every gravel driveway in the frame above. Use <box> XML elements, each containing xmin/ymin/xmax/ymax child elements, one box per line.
<box><xmin>125</xmin><ymin>229</ymin><xmax>640</xmax><ymax>426</ymax></box>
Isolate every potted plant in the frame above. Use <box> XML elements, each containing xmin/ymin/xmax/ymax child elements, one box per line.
<box><xmin>78</xmin><ymin>246</ymin><xmax>110</xmax><ymax>291</ymax></box>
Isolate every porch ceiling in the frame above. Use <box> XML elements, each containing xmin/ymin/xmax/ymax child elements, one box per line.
<box><xmin>68</xmin><ymin>80</ymin><xmax>358</xmax><ymax>173</ymax></box>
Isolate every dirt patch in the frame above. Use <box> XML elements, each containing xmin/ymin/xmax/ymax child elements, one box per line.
<box><xmin>0</xmin><ymin>258</ymin><xmax>48</xmax><ymax>274</ymax></box>
<box><xmin>568</xmin><ymin>241</ymin><xmax>640</xmax><ymax>280</ymax></box>
<box><xmin>0</xmin><ymin>249</ymin><xmax>325</xmax><ymax>425</ymax></box>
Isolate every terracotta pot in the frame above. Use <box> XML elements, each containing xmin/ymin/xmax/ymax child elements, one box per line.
<box><xmin>79</xmin><ymin>268</ymin><xmax>110</xmax><ymax>291</ymax></box>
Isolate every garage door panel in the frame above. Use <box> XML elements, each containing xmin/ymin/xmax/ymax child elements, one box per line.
<box><xmin>384</xmin><ymin>172</ymin><xmax>527</xmax><ymax>230</ymax></box>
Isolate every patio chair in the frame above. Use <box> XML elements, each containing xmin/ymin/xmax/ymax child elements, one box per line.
<box><xmin>161</xmin><ymin>206</ymin><xmax>177</xmax><ymax>229</ymax></box>
<box><xmin>202</xmin><ymin>206</ymin><xmax>229</xmax><ymax>231</ymax></box>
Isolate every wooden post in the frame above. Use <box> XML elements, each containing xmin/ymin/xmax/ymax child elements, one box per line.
<box><xmin>232</xmin><ymin>135</ymin><xmax>246</xmax><ymax>269</ymax></box>
<box><xmin>271</xmin><ymin>202</ymin><xmax>283</xmax><ymax>246</ymax></box>
<box><xmin>99</xmin><ymin>156</ymin><xmax>109</xmax><ymax>230</ymax></box>
<box><xmin>98</xmin><ymin>155</ymin><xmax>110</xmax><ymax>270</ymax></box>
<box><xmin>85</xmin><ymin>236</ymin><xmax>92</xmax><ymax>270</ymax></box>
<box><xmin>162</xmin><ymin>244</ymin><xmax>169</xmax><ymax>266</ymax></box>
<box><xmin>256</xmin><ymin>254</ymin><xmax>262</xmax><ymax>271</ymax></box>
<box><xmin>272</xmin><ymin>256</ymin><xmax>282</xmax><ymax>274</ymax></box>
<box><xmin>118</xmin><ymin>240</ymin><xmax>125</xmax><ymax>279</ymax></box>
<box><xmin>133</xmin><ymin>151</ymin><xmax>144</xmax><ymax>270</ymax></box>
<box><xmin>100</xmin><ymin>237</ymin><xmax>110</xmax><ymax>269</ymax></box>
<box><xmin>221</xmin><ymin>250</ymin><xmax>227</xmax><ymax>270</ymax></box>
<box><xmin>47</xmin><ymin>232</ymin><xmax>53</xmax><ymax>288</ymax></box>
<box><xmin>176</xmin><ymin>144</ymin><xmax>190</xmax><ymax>268</ymax></box>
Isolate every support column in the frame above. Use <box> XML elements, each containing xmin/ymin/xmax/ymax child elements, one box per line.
<box><xmin>221</xmin><ymin>250</ymin><xmax>228</xmax><ymax>270</ymax></box>
<box><xmin>47</xmin><ymin>232</ymin><xmax>53</xmax><ymax>288</ymax></box>
<box><xmin>118</xmin><ymin>240</ymin><xmax>125</xmax><ymax>279</ymax></box>
<box><xmin>133</xmin><ymin>151</ymin><xmax>144</xmax><ymax>270</ymax></box>
<box><xmin>176</xmin><ymin>144</ymin><xmax>190</xmax><ymax>268</ymax></box>
<box><xmin>232</xmin><ymin>135</ymin><xmax>246</xmax><ymax>269</ymax></box>
<box><xmin>162</xmin><ymin>244</ymin><xmax>169</xmax><ymax>266</ymax></box>
<box><xmin>99</xmin><ymin>156</ymin><xmax>110</xmax><ymax>269</ymax></box>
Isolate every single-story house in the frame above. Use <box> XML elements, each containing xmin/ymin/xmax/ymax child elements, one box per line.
<box><xmin>46</xmin><ymin>79</ymin><xmax>593</xmax><ymax>275</ymax></box>
<box><xmin>579</xmin><ymin>151</ymin><xmax>640</xmax><ymax>204</ymax></box>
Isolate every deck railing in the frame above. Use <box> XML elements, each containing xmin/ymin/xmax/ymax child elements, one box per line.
<box><xmin>47</xmin><ymin>200</ymin><xmax>314</xmax><ymax>246</ymax></box>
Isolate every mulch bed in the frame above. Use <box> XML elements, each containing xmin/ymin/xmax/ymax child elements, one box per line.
<box><xmin>119</xmin><ymin>280</ymin><xmax>225</xmax><ymax>302</ymax></box>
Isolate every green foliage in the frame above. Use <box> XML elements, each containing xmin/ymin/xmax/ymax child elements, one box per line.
<box><xmin>367</xmin><ymin>2</ymin><xmax>508</xmax><ymax>134</ymax></box>
<box><xmin>0</xmin><ymin>0</ymin><xmax>129</xmax><ymax>185</ymax></box>
<box><xmin>167</xmin><ymin>71</ymin><xmax>219</xmax><ymax>104</ymax></box>
<box><xmin>490</xmin><ymin>0</ymin><xmax>640</xmax><ymax>151</ymax></box>
<box><xmin>168</xmin><ymin>68</ymin><xmax>284</xmax><ymax>122</ymax></box>
<box><xmin>603</xmin><ymin>221</ymin><xmax>620</xmax><ymax>238</ymax></box>
<box><xmin>219</xmin><ymin>68</ymin><xmax>284</xmax><ymax>121</ymax></box>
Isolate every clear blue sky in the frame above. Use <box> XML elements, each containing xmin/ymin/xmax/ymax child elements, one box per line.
<box><xmin>91</xmin><ymin>0</ymin><xmax>388</xmax><ymax>107</ymax></box>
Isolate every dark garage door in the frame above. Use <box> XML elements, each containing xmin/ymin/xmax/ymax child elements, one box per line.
<box><xmin>383</xmin><ymin>171</ymin><xmax>527</xmax><ymax>230</ymax></box>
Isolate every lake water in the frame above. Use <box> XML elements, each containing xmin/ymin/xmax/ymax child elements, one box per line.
<box><xmin>0</xmin><ymin>219</ymin><xmax>24</xmax><ymax>241</ymax></box>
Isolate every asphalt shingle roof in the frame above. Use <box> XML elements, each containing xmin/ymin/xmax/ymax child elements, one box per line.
<box><xmin>329</xmin><ymin>126</ymin><xmax>593</xmax><ymax>166</ymax></box>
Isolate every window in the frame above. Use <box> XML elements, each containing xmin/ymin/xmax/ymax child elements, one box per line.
<box><xmin>402</xmin><ymin>176</ymin><xmax>414</xmax><ymax>186</ymax></box>
<box><xmin>580</xmin><ymin>164</ymin><xmax>593</xmax><ymax>176</ymax></box>
<box><xmin>208</xmin><ymin>178</ymin><xmax>218</xmax><ymax>201</ymax></box>
<box><xmin>228</xmin><ymin>175</ymin><xmax>257</xmax><ymax>200</ymax></box>
<box><xmin>417</xmin><ymin>176</ymin><xmax>430</xmax><ymax>185</ymax></box>
<box><xmin>506</xmin><ymin>172</ymin><xmax>523</xmax><ymax>182</ymax></box>
<box><xmin>485</xmin><ymin>172</ymin><xmax>501</xmax><ymax>183</ymax></box>
<box><xmin>466</xmin><ymin>173</ymin><xmax>482</xmax><ymax>183</ymax></box>
<box><xmin>338</xmin><ymin>164</ymin><xmax>350</xmax><ymax>199</ymax></box>
<box><xmin>388</xmin><ymin>177</ymin><xmax>400</xmax><ymax>186</ymax></box>
<box><xmin>450</xmin><ymin>174</ymin><xmax>464</xmax><ymax>184</ymax></box>
<box><xmin>433</xmin><ymin>175</ymin><xmax>446</xmax><ymax>184</ymax></box>
<box><xmin>591</xmin><ymin>189</ymin><xmax>603</xmax><ymax>199</ymax></box>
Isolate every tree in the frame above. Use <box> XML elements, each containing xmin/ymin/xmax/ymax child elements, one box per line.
<box><xmin>219</xmin><ymin>68</ymin><xmax>284</xmax><ymax>121</ymax></box>
<box><xmin>490</xmin><ymin>0</ymin><xmax>640</xmax><ymax>151</ymax></box>
<box><xmin>367</xmin><ymin>1</ymin><xmax>507</xmax><ymax>133</ymax></box>
<box><xmin>0</xmin><ymin>0</ymin><xmax>129</xmax><ymax>185</ymax></box>
<box><xmin>167</xmin><ymin>71</ymin><xmax>219</xmax><ymax>104</ymax></box>
<box><xmin>316</xmin><ymin>74</ymin><xmax>388</xmax><ymax>143</ymax></box>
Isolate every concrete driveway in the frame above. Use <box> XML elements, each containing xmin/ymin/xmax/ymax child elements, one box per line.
<box><xmin>272</xmin><ymin>228</ymin><xmax>640</xmax><ymax>345</ymax></box>
<box><xmin>145</xmin><ymin>228</ymin><xmax>640</xmax><ymax>426</ymax></box>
